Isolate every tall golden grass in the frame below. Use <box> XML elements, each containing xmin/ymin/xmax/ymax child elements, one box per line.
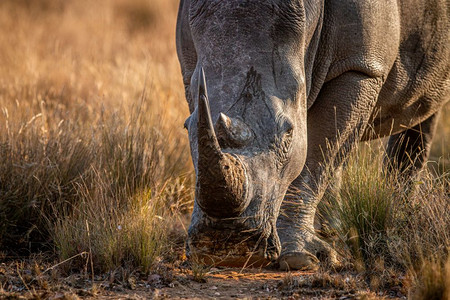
<box><xmin>0</xmin><ymin>1</ymin><xmax>449</xmax><ymax>296</ymax></box>
<box><xmin>0</xmin><ymin>0</ymin><xmax>192</xmax><ymax>270</ymax></box>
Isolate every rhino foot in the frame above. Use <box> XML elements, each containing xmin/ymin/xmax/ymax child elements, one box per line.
<box><xmin>278</xmin><ymin>251</ymin><xmax>319</xmax><ymax>271</ymax></box>
<box><xmin>278</xmin><ymin>232</ymin><xmax>339</xmax><ymax>271</ymax></box>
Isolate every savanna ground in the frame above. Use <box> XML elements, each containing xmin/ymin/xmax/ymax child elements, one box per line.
<box><xmin>0</xmin><ymin>0</ymin><xmax>448</xmax><ymax>299</ymax></box>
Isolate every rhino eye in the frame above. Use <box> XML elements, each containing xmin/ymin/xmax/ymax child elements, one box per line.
<box><xmin>281</xmin><ymin>128</ymin><xmax>293</xmax><ymax>151</ymax></box>
<box><xmin>284</xmin><ymin>128</ymin><xmax>293</xmax><ymax>138</ymax></box>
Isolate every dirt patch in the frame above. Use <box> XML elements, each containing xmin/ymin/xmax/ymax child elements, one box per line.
<box><xmin>0</xmin><ymin>258</ymin><xmax>407</xmax><ymax>299</ymax></box>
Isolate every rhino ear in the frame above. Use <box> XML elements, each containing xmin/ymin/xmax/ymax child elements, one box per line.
<box><xmin>216</xmin><ymin>113</ymin><xmax>253</xmax><ymax>148</ymax></box>
<box><xmin>183</xmin><ymin>115</ymin><xmax>191</xmax><ymax>130</ymax></box>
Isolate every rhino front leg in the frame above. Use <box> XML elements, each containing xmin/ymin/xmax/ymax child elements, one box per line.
<box><xmin>277</xmin><ymin>72</ymin><xmax>384</xmax><ymax>270</ymax></box>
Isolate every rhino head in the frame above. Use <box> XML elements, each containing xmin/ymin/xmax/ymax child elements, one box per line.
<box><xmin>181</xmin><ymin>1</ymin><xmax>315</xmax><ymax>266</ymax></box>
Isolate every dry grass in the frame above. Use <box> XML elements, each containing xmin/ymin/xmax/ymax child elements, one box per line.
<box><xmin>0</xmin><ymin>0</ymin><xmax>192</xmax><ymax>271</ymax></box>
<box><xmin>0</xmin><ymin>0</ymin><xmax>449</xmax><ymax>298</ymax></box>
<box><xmin>319</xmin><ymin>140</ymin><xmax>449</xmax><ymax>295</ymax></box>
<box><xmin>409</xmin><ymin>257</ymin><xmax>450</xmax><ymax>300</ymax></box>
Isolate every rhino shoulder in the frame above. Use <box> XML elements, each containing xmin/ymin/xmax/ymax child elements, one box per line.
<box><xmin>324</xmin><ymin>0</ymin><xmax>401</xmax><ymax>81</ymax></box>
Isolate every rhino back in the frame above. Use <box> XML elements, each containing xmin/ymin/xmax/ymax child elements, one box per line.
<box><xmin>309</xmin><ymin>0</ymin><xmax>448</xmax><ymax>138</ymax></box>
<box><xmin>372</xmin><ymin>0</ymin><xmax>449</xmax><ymax>137</ymax></box>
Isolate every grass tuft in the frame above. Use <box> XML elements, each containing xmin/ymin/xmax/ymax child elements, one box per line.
<box><xmin>320</xmin><ymin>143</ymin><xmax>399</xmax><ymax>269</ymax></box>
<box><xmin>319</xmin><ymin>140</ymin><xmax>449</xmax><ymax>296</ymax></box>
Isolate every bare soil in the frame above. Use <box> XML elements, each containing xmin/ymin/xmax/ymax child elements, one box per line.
<box><xmin>0</xmin><ymin>258</ymin><xmax>407</xmax><ymax>299</ymax></box>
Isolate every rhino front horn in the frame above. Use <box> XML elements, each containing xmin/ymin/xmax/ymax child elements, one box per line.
<box><xmin>196</xmin><ymin>68</ymin><xmax>250</xmax><ymax>218</ymax></box>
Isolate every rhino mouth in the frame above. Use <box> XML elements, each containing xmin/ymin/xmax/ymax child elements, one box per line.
<box><xmin>186</xmin><ymin>216</ymin><xmax>281</xmax><ymax>267</ymax></box>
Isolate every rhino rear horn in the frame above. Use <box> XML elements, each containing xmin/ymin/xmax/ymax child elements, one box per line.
<box><xmin>196</xmin><ymin>68</ymin><xmax>250</xmax><ymax>218</ymax></box>
<box><xmin>216</xmin><ymin>113</ymin><xmax>253</xmax><ymax>148</ymax></box>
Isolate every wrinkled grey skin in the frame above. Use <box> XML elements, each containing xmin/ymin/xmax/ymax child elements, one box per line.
<box><xmin>176</xmin><ymin>0</ymin><xmax>449</xmax><ymax>270</ymax></box>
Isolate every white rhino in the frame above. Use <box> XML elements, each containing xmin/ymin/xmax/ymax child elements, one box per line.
<box><xmin>176</xmin><ymin>0</ymin><xmax>449</xmax><ymax>270</ymax></box>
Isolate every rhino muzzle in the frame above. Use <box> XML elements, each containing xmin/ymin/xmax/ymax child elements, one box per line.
<box><xmin>196</xmin><ymin>68</ymin><xmax>251</xmax><ymax>218</ymax></box>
